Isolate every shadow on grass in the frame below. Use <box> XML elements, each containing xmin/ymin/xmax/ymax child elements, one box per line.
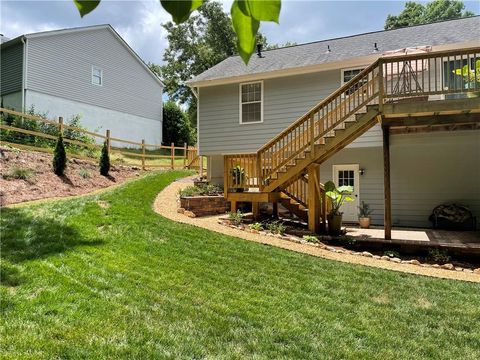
<box><xmin>1</xmin><ymin>207</ymin><xmax>104</xmax><ymax>264</ymax></box>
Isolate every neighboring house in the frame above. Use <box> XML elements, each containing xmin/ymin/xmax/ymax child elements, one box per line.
<box><xmin>188</xmin><ymin>17</ymin><xmax>480</xmax><ymax>231</ymax></box>
<box><xmin>0</xmin><ymin>25</ymin><xmax>164</xmax><ymax>145</ymax></box>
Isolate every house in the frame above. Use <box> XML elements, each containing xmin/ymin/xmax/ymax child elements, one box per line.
<box><xmin>188</xmin><ymin>16</ymin><xmax>480</xmax><ymax>236</ymax></box>
<box><xmin>0</xmin><ymin>25</ymin><xmax>164</xmax><ymax>145</ymax></box>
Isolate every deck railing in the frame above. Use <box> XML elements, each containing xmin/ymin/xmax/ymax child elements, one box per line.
<box><xmin>224</xmin><ymin>47</ymin><xmax>480</xmax><ymax>193</ymax></box>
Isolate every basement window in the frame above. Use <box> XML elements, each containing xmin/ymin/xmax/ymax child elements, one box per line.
<box><xmin>240</xmin><ymin>81</ymin><xmax>263</xmax><ymax>124</ymax></box>
<box><xmin>91</xmin><ymin>66</ymin><xmax>103</xmax><ymax>86</ymax></box>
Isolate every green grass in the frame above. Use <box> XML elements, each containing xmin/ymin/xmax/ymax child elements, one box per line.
<box><xmin>1</xmin><ymin>171</ymin><xmax>479</xmax><ymax>359</ymax></box>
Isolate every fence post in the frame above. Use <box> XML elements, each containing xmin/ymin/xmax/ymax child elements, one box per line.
<box><xmin>59</xmin><ymin>116</ymin><xmax>64</xmax><ymax>135</ymax></box>
<box><xmin>183</xmin><ymin>142</ymin><xmax>187</xmax><ymax>169</ymax></box>
<box><xmin>141</xmin><ymin>139</ymin><xmax>146</xmax><ymax>171</ymax></box>
<box><xmin>171</xmin><ymin>142</ymin><xmax>174</xmax><ymax>170</ymax></box>
<box><xmin>106</xmin><ymin>129</ymin><xmax>111</xmax><ymax>154</ymax></box>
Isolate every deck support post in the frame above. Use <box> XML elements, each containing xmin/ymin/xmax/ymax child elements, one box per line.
<box><xmin>382</xmin><ymin>124</ymin><xmax>392</xmax><ymax>240</ymax></box>
<box><xmin>231</xmin><ymin>200</ymin><xmax>238</xmax><ymax>213</ymax></box>
<box><xmin>272</xmin><ymin>201</ymin><xmax>278</xmax><ymax>218</ymax></box>
<box><xmin>252</xmin><ymin>202</ymin><xmax>259</xmax><ymax>220</ymax></box>
<box><xmin>308</xmin><ymin>164</ymin><xmax>321</xmax><ymax>233</ymax></box>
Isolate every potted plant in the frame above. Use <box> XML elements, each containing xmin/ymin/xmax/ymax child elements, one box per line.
<box><xmin>230</xmin><ymin>165</ymin><xmax>247</xmax><ymax>192</ymax></box>
<box><xmin>453</xmin><ymin>59</ymin><xmax>480</xmax><ymax>98</ymax></box>
<box><xmin>324</xmin><ymin>180</ymin><xmax>354</xmax><ymax>235</ymax></box>
<box><xmin>358</xmin><ymin>201</ymin><xmax>373</xmax><ymax>229</ymax></box>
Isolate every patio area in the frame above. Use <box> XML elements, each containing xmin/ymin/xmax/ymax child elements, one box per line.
<box><xmin>346</xmin><ymin>226</ymin><xmax>480</xmax><ymax>254</ymax></box>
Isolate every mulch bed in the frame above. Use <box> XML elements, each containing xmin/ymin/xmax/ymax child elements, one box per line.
<box><xmin>0</xmin><ymin>147</ymin><xmax>142</xmax><ymax>206</ymax></box>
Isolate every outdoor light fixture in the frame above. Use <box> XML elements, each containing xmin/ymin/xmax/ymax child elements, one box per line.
<box><xmin>360</xmin><ymin>168</ymin><xmax>365</xmax><ymax>175</ymax></box>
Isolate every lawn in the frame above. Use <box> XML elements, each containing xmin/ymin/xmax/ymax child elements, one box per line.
<box><xmin>1</xmin><ymin>171</ymin><xmax>479</xmax><ymax>359</ymax></box>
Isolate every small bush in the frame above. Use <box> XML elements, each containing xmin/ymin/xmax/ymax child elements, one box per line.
<box><xmin>267</xmin><ymin>220</ymin><xmax>286</xmax><ymax>235</ymax></box>
<box><xmin>428</xmin><ymin>248</ymin><xmax>451</xmax><ymax>264</ymax></box>
<box><xmin>52</xmin><ymin>134</ymin><xmax>67</xmax><ymax>176</ymax></box>
<box><xmin>78</xmin><ymin>168</ymin><xmax>91</xmax><ymax>179</ymax></box>
<box><xmin>2</xmin><ymin>166</ymin><xmax>34</xmax><ymax>181</ymax></box>
<box><xmin>228</xmin><ymin>210</ymin><xmax>244</xmax><ymax>225</ymax></box>
<box><xmin>178</xmin><ymin>183</ymin><xmax>222</xmax><ymax>197</ymax></box>
<box><xmin>99</xmin><ymin>141</ymin><xmax>110</xmax><ymax>176</ymax></box>
<box><xmin>303</xmin><ymin>235</ymin><xmax>319</xmax><ymax>243</ymax></box>
<box><xmin>384</xmin><ymin>250</ymin><xmax>400</xmax><ymax>258</ymax></box>
<box><xmin>250</xmin><ymin>222</ymin><xmax>264</xmax><ymax>231</ymax></box>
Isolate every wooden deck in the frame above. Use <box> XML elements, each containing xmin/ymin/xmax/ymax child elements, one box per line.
<box><xmin>346</xmin><ymin>227</ymin><xmax>480</xmax><ymax>255</ymax></box>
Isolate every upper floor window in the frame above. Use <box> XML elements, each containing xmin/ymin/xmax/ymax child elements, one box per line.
<box><xmin>341</xmin><ymin>67</ymin><xmax>366</xmax><ymax>96</ymax></box>
<box><xmin>92</xmin><ymin>66</ymin><xmax>103</xmax><ymax>86</ymax></box>
<box><xmin>240</xmin><ymin>81</ymin><xmax>263</xmax><ymax>124</ymax></box>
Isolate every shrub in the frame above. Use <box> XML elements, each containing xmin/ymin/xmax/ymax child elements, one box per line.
<box><xmin>384</xmin><ymin>250</ymin><xmax>400</xmax><ymax>258</ymax></box>
<box><xmin>178</xmin><ymin>183</ymin><xmax>222</xmax><ymax>197</ymax></box>
<box><xmin>267</xmin><ymin>220</ymin><xmax>286</xmax><ymax>235</ymax></box>
<box><xmin>99</xmin><ymin>141</ymin><xmax>110</xmax><ymax>176</ymax></box>
<box><xmin>52</xmin><ymin>134</ymin><xmax>67</xmax><ymax>176</ymax></box>
<box><xmin>228</xmin><ymin>210</ymin><xmax>244</xmax><ymax>225</ymax></box>
<box><xmin>303</xmin><ymin>235</ymin><xmax>319</xmax><ymax>243</ymax></box>
<box><xmin>428</xmin><ymin>248</ymin><xmax>451</xmax><ymax>264</ymax></box>
<box><xmin>78</xmin><ymin>168</ymin><xmax>91</xmax><ymax>179</ymax></box>
<box><xmin>250</xmin><ymin>222</ymin><xmax>264</xmax><ymax>231</ymax></box>
<box><xmin>162</xmin><ymin>101</ymin><xmax>195</xmax><ymax>145</ymax></box>
<box><xmin>2</xmin><ymin>166</ymin><xmax>34</xmax><ymax>181</ymax></box>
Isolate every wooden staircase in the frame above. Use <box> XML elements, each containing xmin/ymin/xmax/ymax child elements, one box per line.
<box><xmin>223</xmin><ymin>47</ymin><xmax>480</xmax><ymax>233</ymax></box>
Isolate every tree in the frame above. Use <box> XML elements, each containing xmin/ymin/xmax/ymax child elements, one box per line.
<box><xmin>99</xmin><ymin>141</ymin><xmax>110</xmax><ymax>176</ymax></box>
<box><xmin>385</xmin><ymin>0</ymin><xmax>474</xmax><ymax>30</ymax></box>
<box><xmin>162</xmin><ymin>101</ymin><xmax>194</xmax><ymax>146</ymax></box>
<box><xmin>73</xmin><ymin>0</ymin><xmax>281</xmax><ymax>64</ymax></box>
<box><xmin>52</xmin><ymin>134</ymin><xmax>67</xmax><ymax>176</ymax></box>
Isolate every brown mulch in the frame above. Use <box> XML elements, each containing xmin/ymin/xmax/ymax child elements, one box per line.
<box><xmin>0</xmin><ymin>147</ymin><xmax>141</xmax><ymax>206</ymax></box>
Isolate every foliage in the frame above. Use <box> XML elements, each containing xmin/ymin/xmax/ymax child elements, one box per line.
<box><xmin>1</xmin><ymin>171</ymin><xmax>480</xmax><ymax>358</ymax></box>
<box><xmin>428</xmin><ymin>248</ymin><xmax>451</xmax><ymax>263</ymax></box>
<box><xmin>385</xmin><ymin>0</ymin><xmax>474</xmax><ymax>29</ymax></box>
<box><xmin>324</xmin><ymin>181</ymin><xmax>354</xmax><ymax>216</ymax></box>
<box><xmin>52</xmin><ymin>134</ymin><xmax>67</xmax><ymax>176</ymax></box>
<box><xmin>162</xmin><ymin>101</ymin><xmax>195</xmax><ymax>145</ymax></box>
<box><xmin>358</xmin><ymin>201</ymin><xmax>373</xmax><ymax>218</ymax></box>
<box><xmin>303</xmin><ymin>235</ymin><xmax>319</xmax><ymax>243</ymax></box>
<box><xmin>178</xmin><ymin>183</ymin><xmax>222</xmax><ymax>197</ymax></box>
<box><xmin>454</xmin><ymin>59</ymin><xmax>480</xmax><ymax>88</ymax></box>
<box><xmin>2</xmin><ymin>167</ymin><xmax>35</xmax><ymax>181</ymax></box>
<box><xmin>228</xmin><ymin>210</ymin><xmax>244</xmax><ymax>225</ymax></box>
<box><xmin>249</xmin><ymin>222</ymin><xmax>264</xmax><ymax>231</ymax></box>
<box><xmin>266</xmin><ymin>220</ymin><xmax>286</xmax><ymax>235</ymax></box>
<box><xmin>384</xmin><ymin>250</ymin><xmax>400</xmax><ymax>258</ymax></box>
<box><xmin>230</xmin><ymin>165</ymin><xmax>247</xmax><ymax>188</ymax></box>
<box><xmin>99</xmin><ymin>141</ymin><xmax>110</xmax><ymax>176</ymax></box>
<box><xmin>78</xmin><ymin>168</ymin><xmax>91</xmax><ymax>179</ymax></box>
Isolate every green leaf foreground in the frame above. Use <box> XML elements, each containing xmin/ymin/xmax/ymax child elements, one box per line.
<box><xmin>72</xmin><ymin>0</ymin><xmax>281</xmax><ymax>64</ymax></box>
<box><xmin>160</xmin><ymin>0</ymin><xmax>204</xmax><ymax>24</ymax></box>
<box><xmin>73</xmin><ymin>0</ymin><xmax>100</xmax><ymax>17</ymax></box>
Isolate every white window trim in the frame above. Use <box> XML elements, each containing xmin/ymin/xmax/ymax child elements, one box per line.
<box><xmin>239</xmin><ymin>80</ymin><xmax>264</xmax><ymax>125</ymax></box>
<box><xmin>91</xmin><ymin>65</ymin><xmax>103</xmax><ymax>86</ymax></box>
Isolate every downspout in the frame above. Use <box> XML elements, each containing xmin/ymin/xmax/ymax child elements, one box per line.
<box><xmin>21</xmin><ymin>36</ymin><xmax>27</xmax><ymax>111</ymax></box>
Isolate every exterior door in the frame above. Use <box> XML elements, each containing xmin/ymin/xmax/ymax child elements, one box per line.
<box><xmin>332</xmin><ymin>164</ymin><xmax>360</xmax><ymax>222</ymax></box>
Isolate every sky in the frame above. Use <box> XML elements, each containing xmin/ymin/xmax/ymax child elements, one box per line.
<box><xmin>1</xmin><ymin>0</ymin><xmax>478</xmax><ymax>65</ymax></box>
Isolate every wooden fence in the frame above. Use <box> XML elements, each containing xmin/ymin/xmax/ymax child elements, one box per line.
<box><xmin>0</xmin><ymin>107</ymin><xmax>205</xmax><ymax>174</ymax></box>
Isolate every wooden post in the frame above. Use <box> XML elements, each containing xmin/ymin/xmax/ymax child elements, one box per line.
<box><xmin>171</xmin><ymin>142</ymin><xmax>174</xmax><ymax>169</ymax></box>
<box><xmin>378</xmin><ymin>60</ymin><xmax>384</xmax><ymax>112</ymax></box>
<box><xmin>223</xmin><ymin>156</ymin><xmax>228</xmax><ymax>200</ymax></box>
<box><xmin>106</xmin><ymin>129</ymin><xmax>111</xmax><ymax>154</ymax></box>
<box><xmin>308</xmin><ymin>164</ymin><xmax>321</xmax><ymax>233</ymax></box>
<box><xmin>252</xmin><ymin>202</ymin><xmax>259</xmax><ymax>220</ymax></box>
<box><xmin>272</xmin><ymin>201</ymin><xmax>278</xmax><ymax>218</ymax></box>
<box><xmin>183</xmin><ymin>142</ymin><xmax>187</xmax><ymax>168</ymax></box>
<box><xmin>321</xmin><ymin>187</ymin><xmax>327</xmax><ymax>232</ymax></box>
<box><xmin>141</xmin><ymin>139</ymin><xmax>146</xmax><ymax>171</ymax></box>
<box><xmin>382</xmin><ymin>125</ymin><xmax>392</xmax><ymax>240</ymax></box>
<box><xmin>58</xmin><ymin>116</ymin><xmax>64</xmax><ymax>135</ymax></box>
<box><xmin>310</xmin><ymin>113</ymin><xmax>315</xmax><ymax>158</ymax></box>
<box><xmin>231</xmin><ymin>200</ymin><xmax>238</xmax><ymax>213</ymax></box>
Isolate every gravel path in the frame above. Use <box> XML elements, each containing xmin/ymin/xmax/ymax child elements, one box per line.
<box><xmin>153</xmin><ymin>177</ymin><xmax>480</xmax><ymax>283</ymax></box>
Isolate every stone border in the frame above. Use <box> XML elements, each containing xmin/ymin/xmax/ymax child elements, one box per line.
<box><xmin>153</xmin><ymin>177</ymin><xmax>480</xmax><ymax>283</ymax></box>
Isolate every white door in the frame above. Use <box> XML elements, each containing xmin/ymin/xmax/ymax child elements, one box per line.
<box><xmin>332</xmin><ymin>164</ymin><xmax>360</xmax><ymax>223</ymax></box>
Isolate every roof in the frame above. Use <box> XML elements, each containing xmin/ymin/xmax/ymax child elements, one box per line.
<box><xmin>189</xmin><ymin>16</ymin><xmax>480</xmax><ymax>86</ymax></box>
<box><xmin>0</xmin><ymin>24</ymin><xmax>164</xmax><ymax>87</ymax></box>
<box><xmin>0</xmin><ymin>36</ymin><xmax>11</xmax><ymax>44</ymax></box>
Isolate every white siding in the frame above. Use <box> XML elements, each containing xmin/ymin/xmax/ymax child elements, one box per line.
<box><xmin>1</xmin><ymin>91</ymin><xmax>23</xmax><ymax>111</ymax></box>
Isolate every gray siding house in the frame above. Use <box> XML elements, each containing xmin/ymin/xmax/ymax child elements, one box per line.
<box><xmin>1</xmin><ymin>25</ymin><xmax>164</xmax><ymax>145</ymax></box>
<box><xmin>188</xmin><ymin>17</ymin><xmax>480</xmax><ymax>228</ymax></box>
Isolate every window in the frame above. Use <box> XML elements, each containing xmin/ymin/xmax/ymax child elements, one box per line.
<box><xmin>239</xmin><ymin>81</ymin><xmax>263</xmax><ymax>124</ymax></box>
<box><xmin>338</xmin><ymin>170</ymin><xmax>355</xmax><ymax>187</ymax></box>
<box><xmin>92</xmin><ymin>66</ymin><xmax>103</xmax><ymax>86</ymax></box>
<box><xmin>341</xmin><ymin>67</ymin><xmax>366</xmax><ymax>96</ymax></box>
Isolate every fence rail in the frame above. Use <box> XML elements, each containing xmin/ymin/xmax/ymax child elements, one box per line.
<box><xmin>0</xmin><ymin>107</ymin><xmax>204</xmax><ymax>174</ymax></box>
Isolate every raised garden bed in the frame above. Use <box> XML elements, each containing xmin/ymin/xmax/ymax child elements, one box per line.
<box><xmin>177</xmin><ymin>183</ymin><xmax>228</xmax><ymax>217</ymax></box>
